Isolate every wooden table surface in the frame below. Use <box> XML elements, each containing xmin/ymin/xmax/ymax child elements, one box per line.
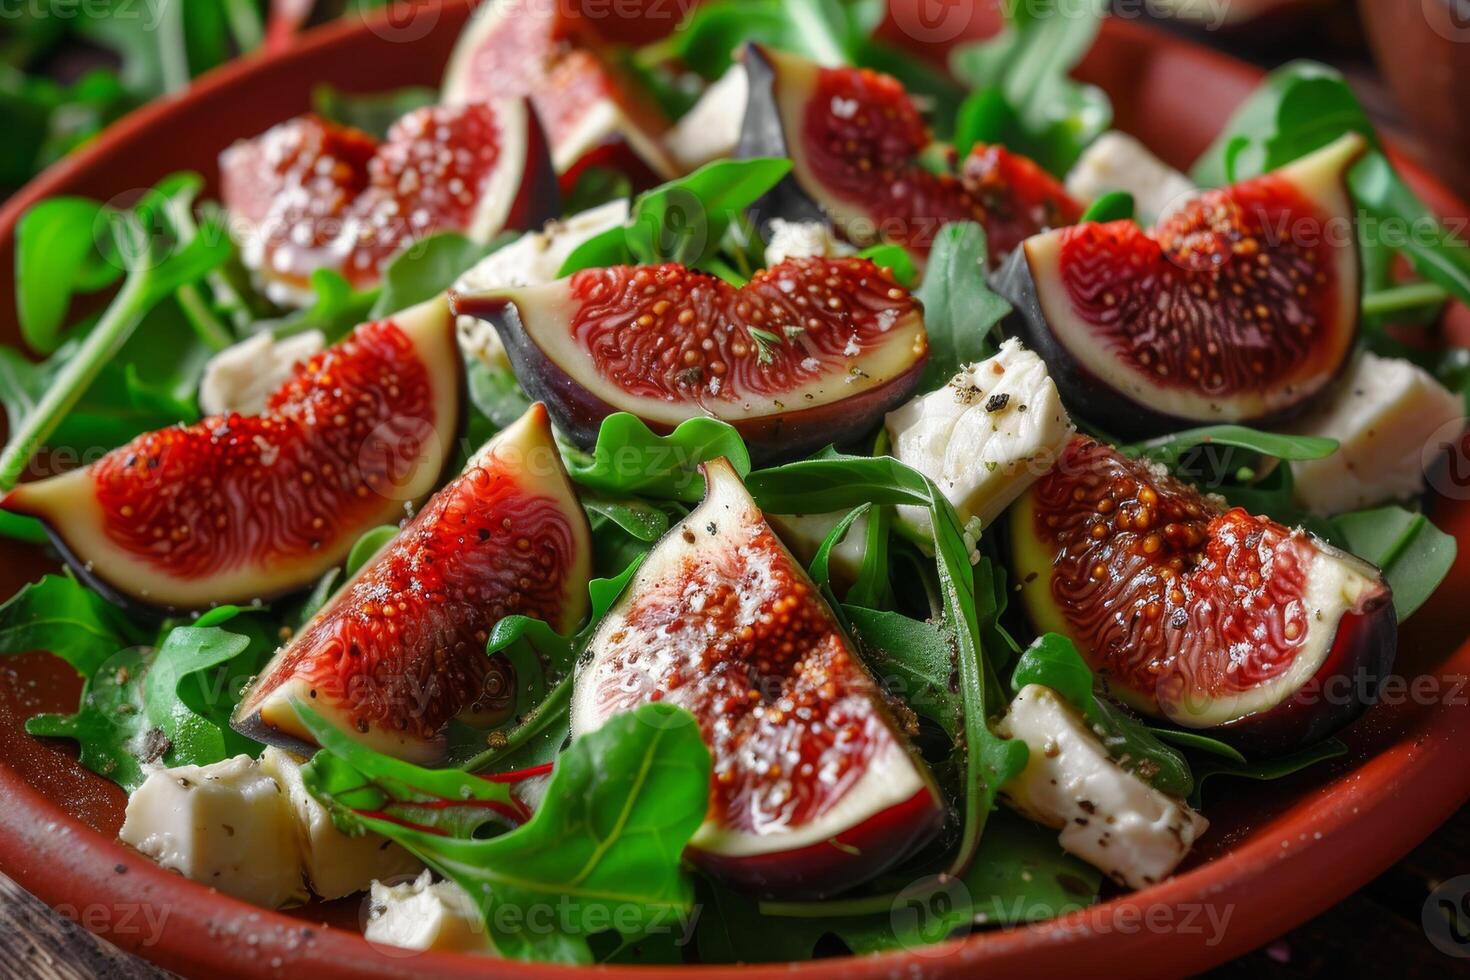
<box><xmin>5</xmin><ymin>5</ymin><xmax>1470</xmax><ymax>979</ymax></box>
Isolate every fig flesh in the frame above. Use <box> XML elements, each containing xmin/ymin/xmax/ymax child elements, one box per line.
<box><xmin>441</xmin><ymin>0</ymin><xmax>677</xmax><ymax>185</ymax></box>
<box><xmin>220</xmin><ymin>102</ymin><xmax>558</xmax><ymax>304</ymax></box>
<box><xmin>2</xmin><ymin>298</ymin><xmax>461</xmax><ymax>614</ymax></box>
<box><xmin>737</xmin><ymin>44</ymin><xmax>1079</xmax><ymax>263</ymax></box>
<box><xmin>453</xmin><ymin>256</ymin><xmax>929</xmax><ymax>464</ymax></box>
<box><xmin>1011</xmin><ymin>436</ymin><xmax>1396</xmax><ymax>754</ymax></box>
<box><xmin>993</xmin><ymin>134</ymin><xmax>1366</xmax><ymax>439</ymax></box>
<box><xmin>571</xmin><ymin>458</ymin><xmax>943</xmax><ymax>897</ymax></box>
<box><xmin>233</xmin><ymin>404</ymin><xmax>592</xmax><ymax>763</ymax></box>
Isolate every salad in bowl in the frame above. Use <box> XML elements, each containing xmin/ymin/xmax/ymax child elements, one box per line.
<box><xmin>0</xmin><ymin>0</ymin><xmax>1466</xmax><ymax>968</ymax></box>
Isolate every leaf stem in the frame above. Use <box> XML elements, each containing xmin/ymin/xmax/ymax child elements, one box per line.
<box><xmin>1362</xmin><ymin>281</ymin><xmax>1449</xmax><ymax>318</ymax></box>
<box><xmin>0</xmin><ymin>270</ymin><xmax>152</xmax><ymax>489</ymax></box>
<box><xmin>175</xmin><ymin>284</ymin><xmax>234</xmax><ymax>351</ymax></box>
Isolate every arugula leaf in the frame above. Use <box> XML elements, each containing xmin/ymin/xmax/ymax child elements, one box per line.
<box><xmin>1010</xmin><ymin>633</ymin><xmax>1193</xmax><ymax>797</ymax></box>
<box><xmin>345</xmin><ymin>525</ymin><xmax>398</xmax><ymax>578</ymax></box>
<box><xmin>27</xmin><ymin>621</ymin><xmax>266</xmax><ymax>792</ymax></box>
<box><xmin>558</xmin><ymin>159</ymin><xmax>792</xmax><ymax>275</ymax></box>
<box><xmin>370</xmin><ymin>232</ymin><xmax>508</xmax><ymax>319</ymax></box>
<box><xmin>1191</xmin><ymin>61</ymin><xmax>1470</xmax><ymax>309</ymax></box>
<box><xmin>562</xmin><ymin>413</ymin><xmax>751</xmax><ymax>503</ymax></box>
<box><xmin>844</xmin><ymin>605</ymin><xmax>961</xmax><ymax>734</ymax></box>
<box><xmin>913</xmin><ymin>222</ymin><xmax>1011</xmax><ymax>391</ymax></box>
<box><xmin>0</xmin><ymin>573</ymin><xmax>145</xmax><ymax>676</ymax></box>
<box><xmin>856</xmin><ymin>243</ymin><xmax>917</xmax><ymax>288</ymax></box>
<box><xmin>739</xmin><ymin>809</ymin><xmax>1099</xmax><ymax>955</ymax></box>
<box><xmin>563</xmin><ymin>166</ymin><xmax>634</xmax><ymax>216</ymax></box>
<box><xmin>465</xmin><ymin>359</ymin><xmax>534</xmax><ymax>432</ymax></box>
<box><xmin>581</xmin><ymin>493</ymin><xmax>671</xmax><ymax>543</ymax></box>
<box><xmin>1187</xmin><ymin>737</ymin><xmax>1347</xmax><ymax>809</ymax></box>
<box><xmin>462</xmin><ymin>558</ymin><xmax>648</xmax><ymax>772</ymax></box>
<box><xmin>0</xmin><ymin>174</ymin><xmax>231</xmax><ymax>490</ymax></box>
<box><xmin>298</xmin><ymin>706</ymin><xmax>527</xmax><ymax>840</ymax></box>
<box><xmin>1332</xmin><ymin>506</ymin><xmax>1457</xmax><ymax>620</ymax></box>
<box><xmin>306</xmin><ymin>703</ymin><xmax>711</xmax><ymax>964</ymax></box>
<box><xmin>258</xmin><ymin>268</ymin><xmax>378</xmax><ymax>344</ymax></box>
<box><xmin>949</xmin><ymin>0</ymin><xmax>1112</xmax><ymax>176</ymax></box>
<box><xmin>15</xmin><ymin>196</ymin><xmax>120</xmax><ymax>353</ymax></box>
<box><xmin>1126</xmin><ymin>425</ymin><xmax>1339</xmax><ymax>468</ymax></box>
<box><xmin>1078</xmin><ymin>190</ymin><xmax>1134</xmax><ymax>224</ymax></box>
<box><xmin>1149</xmin><ymin>728</ymin><xmax>1248</xmax><ymax>764</ymax></box>
<box><xmin>311</xmin><ymin>83</ymin><xmax>436</xmax><ymax>139</ymax></box>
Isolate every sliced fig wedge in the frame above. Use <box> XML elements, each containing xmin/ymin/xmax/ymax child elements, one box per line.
<box><xmin>220</xmin><ymin>101</ymin><xmax>558</xmax><ymax>303</ymax></box>
<box><xmin>455</xmin><ymin>256</ymin><xmax>928</xmax><ymax>463</ymax></box>
<box><xmin>1011</xmin><ymin>437</ymin><xmax>1396</xmax><ymax>754</ymax></box>
<box><xmin>994</xmin><ymin>134</ymin><xmax>1366</xmax><ymax>439</ymax></box>
<box><xmin>442</xmin><ymin>0</ymin><xmax>677</xmax><ymax>185</ymax></box>
<box><xmin>234</xmin><ymin>404</ymin><xmax>592</xmax><ymax>764</ymax></box>
<box><xmin>571</xmin><ymin>458</ymin><xmax>943</xmax><ymax>897</ymax></box>
<box><xmin>2</xmin><ymin>298</ymin><xmax>461</xmax><ymax>614</ymax></box>
<box><xmin>737</xmin><ymin>44</ymin><xmax>1079</xmax><ymax>262</ymax></box>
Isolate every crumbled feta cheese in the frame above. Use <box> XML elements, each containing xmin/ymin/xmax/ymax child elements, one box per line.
<box><xmin>763</xmin><ymin>218</ymin><xmax>856</xmax><ymax>266</ymax></box>
<box><xmin>1065</xmin><ymin>131</ymin><xmax>1198</xmax><ymax>225</ymax></box>
<box><xmin>198</xmin><ymin>330</ymin><xmax>325</xmax><ymax>416</ymax></box>
<box><xmin>259</xmin><ymin>748</ymin><xmax>421</xmax><ymax>901</ymax></box>
<box><xmin>998</xmin><ymin>685</ymin><xmax>1208</xmax><ymax>890</ymax></box>
<box><xmin>119</xmin><ymin>755</ymin><xmax>308</xmax><ymax>909</ymax></box>
<box><xmin>364</xmin><ymin>870</ymin><xmax>497</xmax><ymax>955</ymax></box>
<box><xmin>886</xmin><ymin>338</ymin><xmax>1074</xmax><ymax>536</ymax></box>
<box><xmin>1288</xmin><ymin>351</ymin><xmax>1466</xmax><ymax>515</ymax></box>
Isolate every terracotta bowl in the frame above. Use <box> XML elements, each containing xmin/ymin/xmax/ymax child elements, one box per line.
<box><xmin>1</xmin><ymin>4</ymin><xmax>1469</xmax><ymax>978</ymax></box>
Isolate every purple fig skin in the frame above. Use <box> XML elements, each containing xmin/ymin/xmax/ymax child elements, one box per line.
<box><xmin>734</xmin><ymin>43</ymin><xmax>834</xmax><ymax>243</ymax></box>
<box><xmin>990</xmin><ymin>244</ymin><xmax>1359</xmax><ymax>441</ymax></box>
<box><xmin>453</xmin><ymin>293</ymin><xmax>929</xmax><ymax>466</ymax></box>
<box><xmin>1209</xmin><ymin>595</ymin><xmax>1398</xmax><ymax>759</ymax></box>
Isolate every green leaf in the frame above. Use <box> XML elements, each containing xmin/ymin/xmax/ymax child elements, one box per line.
<box><xmin>843</xmin><ymin>605</ymin><xmax>961</xmax><ymax>734</ymax></box>
<box><xmin>563</xmin><ymin>166</ymin><xmax>634</xmax><ymax>215</ymax></box>
<box><xmin>913</xmin><ymin>222</ymin><xmax>1011</xmax><ymax>391</ymax></box>
<box><xmin>370</xmin><ymin>232</ymin><xmax>504</xmax><ymax>319</ymax></box>
<box><xmin>856</xmin><ymin>243</ymin><xmax>917</xmax><ymax>288</ymax></box>
<box><xmin>563</xmin><ymin>413</ymin><xmax>750</xmax><ymax>503</ymax></box>
<box><xmin>1188</xmin><ymin>737</ymin><xmax>1347</xmax><ymax>808</ymax></box>
<box><xmin>306</xmin><ymin>703</ymin><xmax>711</xmax><ymax>964</ymax></box>
<box><xmin>466</xmin><ymin>359</ymin><xmax>534</xmax><ymax>432</ymax></box>
<box><xmin>298</xmin><ymin>705</ymin><xmax>527</xmax><ymax>840</ymax></box>
<box><xmin>581</xmin><ymin>493</ymin><xmax>671</xmax><ymax>543</ymax></box>
<box><xmin>1126</xmin><ymin>425</ymin><xmax>1339</xmax><ymax>468</ymax></box>
<box><xmin>345</xmin><ymin>525</ymin><xmax>399</xmax><ymax>578</ymax></box>
<box><xmin>461</xmin><ymin>558</ymin><xmax>648</xmax><ymax>772</ymax></box>
<box><xmin>0</xmin><ymin>574</ymin><xmax>145</xmax><ymax>677</ymax></box>
<box><xmin>1078</xmin><ymin>190</ymin><xmax>1134</xmax><ymax>224</ymax></box>
<box><xmin>806</xmin><ymin>504</ymin><xmax>870</xmax><ymax>590</ymax></box>
<box><xmin>1011</xmin><ymin>633</ymin><xmax>1194</xmax><ymax>797</ymax></box>
<box><xmin>559</xmin><ymin>159</ymin><xmax>793</xmax><ymax>275</ymax></box>
<box><xmin>311</xmin><ymin>83</ymin><xmax>436</xmax><ymax>139</ymax></box>
<box><xmin>15</xmin><ymin>196</ymin><xmax>120</xmax><ymax>354</ymax></box>
<box><xmin>1332</xmin><ymin>506</ymin><xmax>1456</xmax><ymax>620</ymax></box>
<box><xmin>1149</xmin><ymin>728</ymin><xmax>1248</xmax><ymax>764</ymax></box>
<box><xmin>27</xmin><ymin>621</ymin><xmax>266</xmax><ymax>792</ymax></box>
<box><xmin>949</xmin><ymin>0</ymin><xmax>1112</xmax><ymax>176</ymax></box>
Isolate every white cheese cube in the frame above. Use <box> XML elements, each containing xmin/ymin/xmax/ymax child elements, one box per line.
<box><xmin>886</xmin><ymin>338</ymin><xmax>1074</xmax><ymax>537</ymax></box>
<box><xmin>365</xmin><ymin>870</ymin><xmax>496</xmax><ymax>955</ymax></box>
<box><xmin>1288</xmin><ymin>351</ymin><xmax>1466</xmax><ymax>515</ymax></box>
<box><xmin>762</xmin><ymin>218</ymin><xmax>856</xmax><ymax>266</ymax></box>
<box><xmin>119</xmin><ymin>755</ymin><xmax>308</xmax><ymax>909</ymax></box>
<box><xmin>452</xmin><ymin>200</ymin><xmax>631</xmax><ymax>368</ymax></box>
<box><xmin>997</xmin><ymin>685</ymin><xmax>1209</xmax><ymax>890</ymax></box>
<box><xmin>197</xmin><ymin>329</ymin><xmax>325</xmax><ymax>416</ymax></box>
<box><xmin>1065</xmin><ymin>131</ymin><xmax>1198</xmax><ymax>225</ymax></box>
<box><xmin>258</xmin><ymin>747</ymin><xmax>422</xmax><ymax>901</ymax></box>
<box><xmin>663</xmin><ymin>65</ymin><xmax>749</xmax><ymax>173</ymax></box>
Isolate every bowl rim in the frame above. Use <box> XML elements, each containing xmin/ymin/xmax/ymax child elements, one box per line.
<box><xmin>0</xmin><ymin>6</ymin><xmax>1468</xmax><ymax>979</ymax></box>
